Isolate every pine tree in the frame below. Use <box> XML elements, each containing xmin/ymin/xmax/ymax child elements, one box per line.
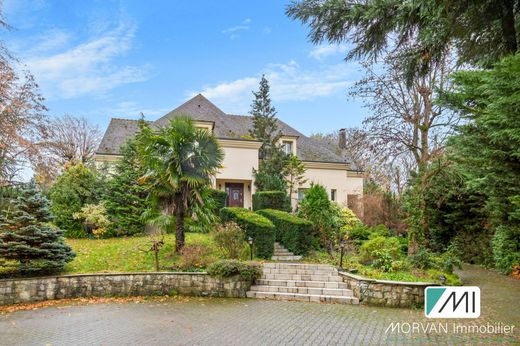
<box><xmin>104</xmin><ymin>140</ymin><xmax>149</xmax><ymax>236</ymax></box>
<box><xmin>283</xmin><ymin>154</ymin><xmax>308</xmax><ymax>199</ymax></box>
<box><xmin>0</xmin><ymin>183</ymin><xmax>75</xmax><ymax>273</ymax></box>
<box><xmin>249</xmin><ymin>75</ymin><xmax>281</xmax><ymax>160</ymax></box>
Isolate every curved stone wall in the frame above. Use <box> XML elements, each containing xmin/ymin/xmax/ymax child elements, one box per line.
<box><xmin>339</xmin><ymin>271</ymin><xmax>438</xmax><ymax>308</ymax></box>
<box><xmin>0</xmin><ymin>272</ymin><xmax>253</xmax><ymax>306</ymax></box>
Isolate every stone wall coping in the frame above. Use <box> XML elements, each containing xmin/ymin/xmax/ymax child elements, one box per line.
<box><xmin>338</xmin><ymin>271</ymin><xmax>438</xmax><ymax>286</ymax></box>
<box><xmin>0</xmin><ymin>271</ymin><xmax>212</xmax><ymax>283</ymax></box>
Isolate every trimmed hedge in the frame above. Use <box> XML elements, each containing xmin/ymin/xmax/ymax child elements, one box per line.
<box><xmin>220</xmin><ymin>207</ymin><xmax>275</xmax><ymax>259</ymax></box>
<box><xmin>209</xmin><ymin>189</ymin><xmax>228</xmax><ymax>210</ymax></box>
<box><xmin>252</xmin><ymin>191</ymin><xmax>290</xmax><ymax>211</ymax></box>
<box><xmin>257</xmin><ymin>209</ymin><xmax>314</xmax><ymax>256</ymax></box>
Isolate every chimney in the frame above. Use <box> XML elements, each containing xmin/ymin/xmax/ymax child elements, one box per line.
<box><xmin>338</xmin><ymin>128</ymin><xmax>347</xmax><ymax>149</ymax></box>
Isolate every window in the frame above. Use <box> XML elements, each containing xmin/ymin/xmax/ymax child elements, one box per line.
<box><xmin>282</xmin><ymin>141</ymin><xmax>293</xmax><ymax>155</ymax></box>
<box><xmin>298</xmin><ymin>188</ymin><xmax>308</xmax><ymax>201</ymax></box>
<box><xmin>331</xmin><ymin>189</ymin><xmax>337</xmax><ymax>201</ymax></box>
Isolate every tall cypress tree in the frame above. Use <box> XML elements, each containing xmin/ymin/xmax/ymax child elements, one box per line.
<box><xmin>249</xmin><ymin>75</ymin><xmax>281</xmax><ymax>160</ymax></box>
<box><xmin>0</xmin><ymin>183</ymin><xmax>75</xmax><ymax>273</ymax></box>
<box><xmin>249</xmin><ymin>76</ymin><xmax>288</xmax><ymax>191</ymax></box>
<box><xmin>104</xmin><ymin>140</ymin><xmax>149</xmax><ymax>236</ymax></box>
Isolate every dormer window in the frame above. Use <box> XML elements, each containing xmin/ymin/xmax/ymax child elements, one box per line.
<box><xmin>282</xmin><ymin>141</ymin><xmax>293</xmax><ymax>155</ymax></box>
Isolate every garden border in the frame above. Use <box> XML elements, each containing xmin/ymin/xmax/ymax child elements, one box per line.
<box><xmin>338</xmin><ymin>271</ymin><xmax>438</xmax><ymax>308</ymax></box>
<box><xmin>0</xmin><ymin>272</ymin><xmax>254</xmax><ymax>306</ymax></box>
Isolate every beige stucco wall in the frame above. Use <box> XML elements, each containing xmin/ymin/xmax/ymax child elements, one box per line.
<box><xmin>290</xmin><ymin>164</ymin><xmax>364</xmax><ymax>210</ymax></box>
<box><xmin>216</xmin><ymin>146</ymin><xmax>258</xmax><ymax>181</ymax></box>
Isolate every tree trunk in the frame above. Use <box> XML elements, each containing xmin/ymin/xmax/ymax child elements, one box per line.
<box><xmin>500</xmin><ymin>0</ymin><xmax>518</xmax><ymax>55</ymax></box>
<box><xmin>175</xmin><ymin>208</ymin><xmax>185</xmax><ymax>253</ymax></box>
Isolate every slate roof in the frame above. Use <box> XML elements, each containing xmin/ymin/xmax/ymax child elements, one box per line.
<box><xmin>97</xmin><ymin>94</ymin><xmax>348</xmax><ymax>163</ymax></box>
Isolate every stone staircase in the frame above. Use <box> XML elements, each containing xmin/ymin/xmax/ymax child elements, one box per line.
<box><xmin>271</xmin><ymin>242</ymin><xmax>302</xmax><ymax>261</ymax></box>
<box><xmin>246</xmin><ymin>262</ymin><xmax>359</xmax><ymax>304</ymax></box>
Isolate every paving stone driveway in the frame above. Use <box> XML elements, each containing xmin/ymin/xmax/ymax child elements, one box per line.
<box><xmin>1</xmin><ymin>297</ymin><xmax>518</xmax><ymax>346</ymax></box>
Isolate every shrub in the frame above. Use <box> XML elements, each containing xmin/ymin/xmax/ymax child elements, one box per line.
<box><xmin>177</xmin><ymin>244</ymin><xmax>213</xmax><ymax>271</ymax></box>
<box><xmin>431</xmin><ymin>247</ymin><xmax>463</xmax><ymax>274</ymax></box>
<box><xmin>368</xmin><ymin>224</ymin><xmax>392</xmax><ymax>238</ymax></box>
<box><xmin>220</xmin><ymin>207</ymin><xmax>275</xmax><ymax>259</ymax></box>
<box><xmin>347</xmin><ymin>224</ymin><xmax>371</xmax><ymax>242</ymax></box>
<box><xmin>252</xmin><ymin>191</ymin><xmax>290</xmax><ymax>211</ymax></box>
<box><xmin>298</xmin><ymin>183</ymin><xmax>338</xmax><ymax>251</ymax></box>
<box><xmin>212</xmin><ymin>222</ymin><xmax>246</xmax><ymax>259</ymax></box>
<box><xmin>73</xmin><ymin>203</ymin><xmax>111</xmax><ymax>238</ymax></box>
<box><xmin>359</xmin><ymin>236</ymin><xmax>402</xmax><ymax>263</ymax></box>
<box><xmin>49</xmin><ymin>164</ymin><xmax>105</xmax><ymax>237</ymax></box>
<box><xmin>257</xmin><ymin>209</ymin><xmax>314</xmax><ymax>255</ymax></box>
<box><xmin>206</xmin><ymin>259</ymin><xmax>262</xmax><ymax>281</ymax></box>
<box><xmin>410</xmin><ymin>248</ymin><xmax>434</xmax><ymax>270</ymax></box>
<box><xmin>492</xmin><ymin>225</ymin><xmax>520</xmax><ymax>274</ymax></box>
<box><xmin>371</xmin><ymin>250</ymin><xmax>394</xmax><ymax>272</ymax></box>
<box><xmin>209</xmin><ymin>189</ymin><xmax>228</xmax><ymax>211</ymax></box>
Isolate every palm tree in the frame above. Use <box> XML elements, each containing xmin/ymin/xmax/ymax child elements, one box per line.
<box><xmin>137</xmin><ymin>116</ymin><xmax>224</xmax><ymax>252</ymax></box>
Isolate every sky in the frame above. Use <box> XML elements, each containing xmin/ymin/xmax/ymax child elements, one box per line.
<box><xmin>3</xmin><ymin>0</ymin><xmax>368</xmax><ymax>136</ymax></box>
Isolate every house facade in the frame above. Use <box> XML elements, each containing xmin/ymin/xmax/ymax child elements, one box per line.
<box><xmin>95</xmin><ymin>94</ymin><xmax>363</xmax><ymax>212</ymax></box>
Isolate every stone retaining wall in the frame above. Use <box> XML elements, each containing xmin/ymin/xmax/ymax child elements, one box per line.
<box><xmin>0</xmin><ymin>272</ymin><xmax>253</xmax><ymax>306</ymax></box>
<box><xmin>338</xmin><ymin>271</ymin><xmax>438</xmax><ymax>308</ymax></box>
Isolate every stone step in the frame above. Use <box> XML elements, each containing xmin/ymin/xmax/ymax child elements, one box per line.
<box><xmin>274</xmin><ymin>251</ymin><xmax>294</xmax><ymax>255</ymax></box>
<box><xmin>263</xmin><ymin>263</ymin><xmax>336</xmax><ymax>270</ymax></box>
<box><xmin>262</xmin><ymin>273</ymin><xmax>343</xmax><ymax>282</ymax></box>
<box><xmin>271</xmin><ymin>255</ymin><xmax>302</xmax><ymax>261</ymax></box>
<box><xmin>261</xmin><ymin>268</ymin><xmax>337</xmax><ymax>275</ymax></box>
<box><xmin>256</xmin><ymin>279</ymin><xmax>348</xmax><ymax>289</ymax></box>
<box><xmin>249</xmin><ymin>285</ymin><xmax>353</xmax><ymax>296</ymax></box>
<box><xmin>246</xmin><ymin>291</ymin><xmax>359</xmax><ymax>304</ymax></box>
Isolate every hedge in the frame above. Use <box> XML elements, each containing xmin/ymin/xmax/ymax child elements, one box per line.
<box><xmin>209</xmin><ymin>189</ymin><xmax>228</xmax><ymax>210</ymax></box>
<box><xmin>252</xmin><ymin>191</ymin><xmax>290</xmax><ymax>211</ymax></box>
<box><xmin>220</xmin><ymin>207</ymin><xmax>275</xmax><ymax>259</ymax></box>
<box><xmin>256</xmin><ymin>209</ymin><xmax>314</xmax><ymax>256</ymax></box>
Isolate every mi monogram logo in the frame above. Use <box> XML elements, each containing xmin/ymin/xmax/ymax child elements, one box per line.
<box><xmin>425</xmin><ymin>287</ymin><xmax>480</xmax><ymax>318</ymax></box>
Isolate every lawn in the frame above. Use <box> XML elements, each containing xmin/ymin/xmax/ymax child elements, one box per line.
<box><xmin>64</xmin><ymin>233</ymin><xmax>218</xmax><ymax>274</ymax></box>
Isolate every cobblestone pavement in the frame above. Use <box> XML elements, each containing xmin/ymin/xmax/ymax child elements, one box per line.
<box><xmin>1</xmin><ymin>297</ymin><xmax>518</xmax><ymax>346</ymax></box>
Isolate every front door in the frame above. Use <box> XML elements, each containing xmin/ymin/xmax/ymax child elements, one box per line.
<box><xmin>226</xmin><ymin>183</ymin><xmax>244</xmax><ymax>208</ymax></box>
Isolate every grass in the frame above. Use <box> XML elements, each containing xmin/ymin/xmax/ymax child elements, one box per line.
<box><xmin>64</xmin><ymin>233</ymin><xmax>218</xmax><ymax>274</ymax></box>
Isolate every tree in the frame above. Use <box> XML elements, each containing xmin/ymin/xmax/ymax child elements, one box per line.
<box><xmin>36</xmin><ymin>115</ymin><xmax>102</xmax><ymax>184</ymax></box>
<box><xmin>249</xmin><ymin>76</ymin><xmax>288</xmax><ymax>191</ymax></box>
<box><xmin>286</xmin><ymin>0</ymin><xmax>519</xmax><ymax>82</ymax></box>
<box><xmin>103</xmin><ymin>140</ymin><xmax>149</xmax><ymax>236</ymax></box>
<box><xmin>49</xmin><ymin>163</ymin><xmax>105</xmax><ymax>237</ymax></box>
<box><xmin>137</xmin><ymin>116</ymin><xmax>224</xmax><ymax>253</ymax></box>
<box><xmin>283</xmin><ymin>155</ymin><xmax>307</xmax><ymax>202</ymax></box>
<box><xmin>0</xmin><ymin>183</ymin><xmax>75</xmax><ymax>273</ymax></box>
<box><xmin>249</xmin><ymin>75</ymin><xmax>281</xmax><ymax>160</ymax></box>
<box><xmin>443</xmin><ymin>54</ymin><xmax>520</xmax><ymax>273</ymax></box>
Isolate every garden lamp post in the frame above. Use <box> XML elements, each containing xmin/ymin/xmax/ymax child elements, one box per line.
<box><xmin>339</xmin><ymin>239</ymin><xmax>347</xmax><ymax>270</ymax></box>
<box><xmin>440</xmin><ymin>275</ymin><xmax>447</xmax><ymax>285</ymax></box>
<box><xmin>248</xmin><ymin>236</ymin><xmax>253</xmax><ymax>261</ymax></box>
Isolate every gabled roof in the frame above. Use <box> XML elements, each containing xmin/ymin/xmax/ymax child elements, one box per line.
<box><xmin>97</xmin><ymin>94</ymin><xmax>348</xmax><ymax>163</ymax></box>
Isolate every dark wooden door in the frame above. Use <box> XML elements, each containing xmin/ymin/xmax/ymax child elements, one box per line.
<box><xmin>226</xmin><ymin>183</ymin><xmax>244</xmax><ymax>208</ymax></box>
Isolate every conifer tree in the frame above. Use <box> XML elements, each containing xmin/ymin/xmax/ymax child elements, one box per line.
<box><xmin>249</xmin><ymin>76</ymin><xmax>289</xmax><ymax>191</ymax></box>
<box><xmin>0</xmin><ymin>183</ymin><xmax>75</xmax><ymax>273</ymax></box>
<box><xmin>104</xmin><ymin>140</ymin><xmax>149</xmax><ymax>236</ymax></box>
<box><xmin>249</xmin><ymin>75</ymin><xmax>281</xmax><ymax>160</ymax></box>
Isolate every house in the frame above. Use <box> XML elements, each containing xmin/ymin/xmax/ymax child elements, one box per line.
<box><xmin>95</xmin><ymin>94</ymin><xmax>363</xmax><ymax>211</ymax></box>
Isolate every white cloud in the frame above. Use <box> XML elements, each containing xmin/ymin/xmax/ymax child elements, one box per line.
<box><xmin>189</xmin><ymin>60</ymin><xmax>356</xmax><ymax>112</ymax></box>
<box><xmin>22</xmin><ymin>21</ymin><xmax>150</xmax><ymax>99</ymax></box>
<box><xmin>222</xmin><ymin>18</ymin><xmax>251</xmax><ymax>38</ymax></box>
<box><xmin>104</xmin><ymin>101</ymin><xmax>170</xmax><ymax>120</ymax></box>
<box><xmin>309</xmin><ymin>44</ymin><xmax>348</xmax><ymax>61</ymax></box>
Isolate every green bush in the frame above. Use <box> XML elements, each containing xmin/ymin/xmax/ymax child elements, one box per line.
<box><xmin>209</xmin><ymin>189</ymin><xmax>228</xmax><ymax>211</ymax></box>
<box><xmin>257</xmin><ymin>209</ymin><xmax>314</xmax><ymax>255</ymax></box>
<box><xmin>359</xmin><ymin>236</ymin><xmax>402</xmax><ymax>263</ymax></box>
<box><xmin>410</xmin><ymin>248</ymin><xmax>434</xmax><ymax>270</ymax></box>
<box><xmin>212</xmin><ymin>221</ymin><xmax>246</xmax><ymax>259</ymax></box>
<box><xmin>220</xmin><ymin>207</ymin><xmax>275</xmax><ymax>259</ymax></box>
<box><xmin>206</xmin><ymin>259</ymin><xmax>262</xmax><ymax>281</ymax></box>
<box><xmin>492</xmin><ymin>225</ymin><xmax>520</xmax><ymax>274</ymax></box>
<box><xmin>348</xmin><ymin>224</ymin><xmax>371</xmax><ymax>242</ymax></box>
<box><xmin>252</xmin><ymin>191</ymin><xmax>290</xmax><ymax>211</ymax></box>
